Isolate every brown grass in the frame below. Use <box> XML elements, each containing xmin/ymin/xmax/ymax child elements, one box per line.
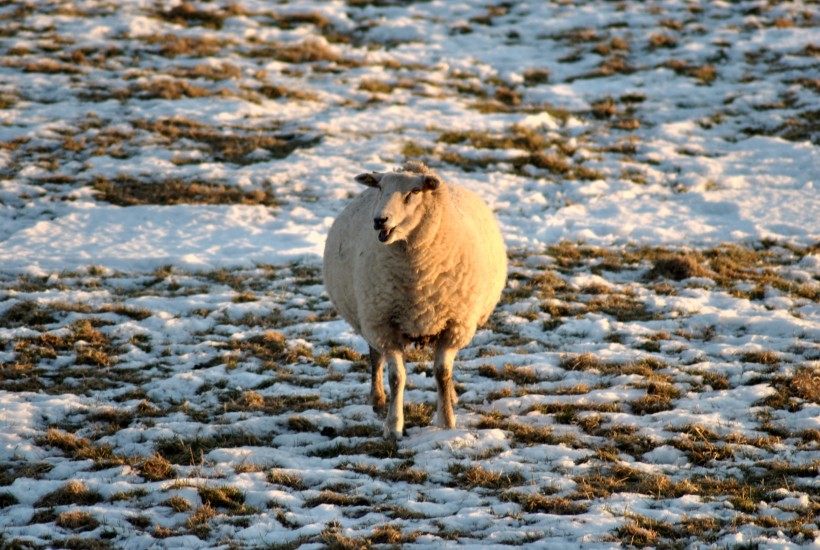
<box><xmin>258</xmin><ymin>84</ymin><xmax>318</xmax><ymax>101</ymax></box>
<box><xmin>559</xmin><ymin>353</ymin><xmax>602</xmax><ymax>372</ymax></box>
<box><xmin>37</xmin><ymin>428</ymin><xmax>125</xmax><ymax>466</ymax></box>
<box><xmin>504</xmin><ymin>491</ymin><xmax>588</xmax><ymax>515</ymax></box>
<box><xmin>246</xmin><ymin>39</ymin><xmax>359</xmax><ymax>66</ymax></box>
<box><xmin>35</xmin><ymin>480</ymin><xmax>103</xmax><ymax>507</ymax></box>
<box><xmin>790</xmin><ymin>367</ymin><xmax>820</xmax><ymax>403</ymax></box>
<box><xmin>139</xmin><ymin>453</ymin><xmax>176</xmax><ymax>481</ymax></box>
<box><xmin>56</xmin><ymin>510</ymin><xmax>99</xmax><ymax>532</ymax></box>
<box><xmin>164</xmin><ymin>495</ymin><xmax>192</xmax><ymax>512</ymax></box>
<box><xmin>133</xmin><ymin>78</ymin><xmax>212</xmax><ymax>100</ymax></box>
<box><xmin>170</xmin><ymin>63</ymin><xmax>241</xmax><ymax>81</ymax></box>
<box><xmin>154</xmin><ymin>2</ymin><xmax>247</xmax><ymax>30</ymax></box>
<box><xmin>308</xmin><ymin>439</ymin><xmax>400</xmax><ymax>460</ymax></box>
<box><xmin>349</xmin><ymin>462</ymin><xmax>428</xmax><ymax>485</ymax></box>
<box><xmin>144</xmin><ymin>34</ymin><xmax>229</xmax><ymax>58</ymax></box>
<box><xmin>267</xmin><ymin>470</ymin><xmax>308</xmax><ymax>491</ymax></box>
<box><xmin>92</xmin><ymin>175</ymin><xmax>280</xmax><ymax>207</ymax></box>
<box><xmin>186</xmin><ymin>503</ymin><xmax>216</xmax><ymax>534</ymax></box>
<box><xmin>741</xmin><ymin>350</ymin><xmax>780</xmax><ymax>365</ymax></box>
<box><xmin>154</xmin><ymin>432</ymin><xmax>264</xmax><ymax>465</ymax></box>
<box><xmin>523</xmin><ymin>68</ymin><xmax>550</xmax><ymax>86</ymax></box>
<box><xmin>478</xmin><ymin>364</ymin><xmax>539</xmax><ymax>385</ymax></box>
<box><xmin>131</xmin><ymin>117</ymin><xmax>319</xmax><ymax>164</ymax></box>
<box><xmin>198</xmin><ymin>485</ymin><xmax>244</xmax><ymax>511</ymax></box>
<box><xmin>477</xmin><ymin>414</ymin><xmax>576</xmax><ymax>447</ymax></box>
<box><xmin>449</xmin><ymin>463</ymin><xmax>526</xmax><ymax>490</ymax></box>
<box><xmin>404</xmin><ymin>402</ymin><xmax>434</xmax><ymax>429</ymax></box>
<box><xmin>305</xmin><ymin>490</ymin><xmax>371</xmax><ymax>508</ymax></box>
<box><xmin>646</xmin><ymin>253</ymin><xmax>709</xmax><ymax>281</ymax></box>
<box><xmin>663</xmin><ymin>59</ymin><xmax>718</xmax><ymax>84</ymax></box>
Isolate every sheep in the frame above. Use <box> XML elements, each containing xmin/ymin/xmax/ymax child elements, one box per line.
<box><xmin>323</xmin><ymin>161</ymin><xmax>507</xmax><ymax>439</ymax></box>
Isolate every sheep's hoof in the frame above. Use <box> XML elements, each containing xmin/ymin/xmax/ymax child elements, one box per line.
<box><xmin>434</xmin><ymin>412</ymin><xmax>456</xmax><ymax>430</ymax></box>
<box><xmin>383</xmin><ymin>423</ymin><xmax>404</xmax><ymax>440</ymax></box>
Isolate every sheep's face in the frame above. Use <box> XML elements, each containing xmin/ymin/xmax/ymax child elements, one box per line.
<box><xmin>355</xmin><ymin>171</ymin><xmax>440</xmax><ymax>245</ymax></box>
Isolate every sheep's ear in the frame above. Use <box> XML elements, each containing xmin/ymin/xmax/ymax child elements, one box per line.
<box><xmin>422</xmin><ymin>175</ymin><xmax>440</xmax><ymax>191</ymax></box>
<box><xmin>354</xmin><ymin>172</ymin><xmax>382</xmax><ymax>188</ymax></box>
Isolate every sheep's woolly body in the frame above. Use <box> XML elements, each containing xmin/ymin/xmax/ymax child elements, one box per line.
<box><xmin>325</xmin><ymin>176</ymin><xmax>504</xmax><ymax>350</ymax></box>
<box><xmin>323</xmin><ymin>164</ymin><xmax>506</xmax><ymax>438</ymax></box>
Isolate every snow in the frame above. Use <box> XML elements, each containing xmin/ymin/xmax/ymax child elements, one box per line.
<box><xmin>0</xmin><ymin>0</ymin><xmax>818</xmax><ymax>548</ymax></box>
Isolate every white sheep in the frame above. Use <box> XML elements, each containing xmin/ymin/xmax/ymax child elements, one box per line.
<box><xmin>323</xmin><ymin>161</ymin><xmax>507</xmax><ymax>439</ymax></box>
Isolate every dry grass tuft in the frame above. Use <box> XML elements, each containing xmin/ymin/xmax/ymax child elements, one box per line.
<box><xmin>164</xmin><ymin>495</ymin><xmax>192</xmax><ymax>512</ymax></box>
<box><xmin>258</xmin><ymin>84</ymin><xmax>318</xmax><ymax>101</ymax></box>
<box><xmin>154</xmin><ymin>2</ymin><xmax>246</xmax><ymax>30</ymax></box>
<box><xmin>663</xmin><ymin>59</ymin><xmax>718</xmax><ymax>84</ymax></box>
<box><xmin>349</xmin><ymin>462</ymin><xmax>428</xmax><ymax>485</ymax></box>
<box><xmin>92</xmin><ymin>176</ymin><xmax>280</xmax><ymax>207</ymax></box>
<box><xmin>198</xmin><ymin>485</ymin><xmax>245</xmax><ymax>511</ymax></box>
<box><xmin>247</xmin><ymin>38</ymin><xmax>358</xmax><ymax>66</ymax></box>
<box><xmin>170</xmin><ymin>62</ymin><xmax>241</xmax><ymax>81</ymax></box>
<box><xmin>131</xmin><ymin>117</ymin><xmax>319</xmax><ymax>165</ymax></box>
<box><xmin>741</xmin><ymin>350</ymin><xmax>780</xmax><ymax>365</ymax></box>
<box><xmin>35</xmin><ymin>480</ymin><xmax>103</xmax><ymax>507</ymax></box>
<box><xmin>559</xmin><ymin>353</ymin><xmax>602</xmax><ymax>372</ymax></box>
<box><xmin>56</xmin><ymin>510</ymin><xmax>100</xmax><ymax>532</ymax></box>
<box><xmin>133</xmin><ymin>78</ymin><xmax>212</xmax><ymax>100</ymax></box>
<box><xmin>506</xmin><ymin>492</ymin><xmax>589</xmax><ymax>515</ymax></box>
<box><xmin>320</xmin><ymin>523</ymin><xmax>370</xmax><ymax>550</ymax></box>
<box><xmin>186</xmin><ymin>503</ymin><xmax>216</xmax><ymax>535</ymax></box>
<box><xmin>144</xmin><ymin>34</ymin><xmax>229</xmax><ymax>58</ymax></box>
<box><xmin>646</xmin><ymin>253</ymin><xmax>709</xmax><ymax>281</ymax></box>
<box><xmin>305</xmin><ymin>490</ymin><xmax>371</xmax><ymax>508</ymax></box>
<box><xmin>240</xmin><ymin>390</ymin><xmax>265</xmax><ymax>410</ymax></box>
<box><xmin>449</xmin><ymin>463</ymin><xmax>526</xmax><ymax>490</ymax></box>
<box><xmin>38</xmin><ymin>428</ymin><xmax>124</xmax><ymax>466</ymax></box>
<box><xmin>478</xmin><ymin>364</ymin><xmax>539</xmax><ymax>385</ymax></box>
<box><xmin>615</xmin><ymin>520</ymin><xmax>659</xmax><ymax>546</ymax></box>
<box><xmin>267</xmin><ymin>470</ymin><xmax>308</xmax><ymax>491</ymax></box>
<box><xmin>0</xmin><ymin>492</ymin><xmax>19</xmax><ymax>508</ymax></box>
<box><xmin>139</xmin><ymin>453</ymin><xmax>176</xmax><ymax>481</ymax></box>
<box><xmin>404</xmin><ymin>402</ymin><xmax>435</xmax><ymax>429</ymax></box>
<box><xmin>790</xmin><ymin>367</ymin><xmax>820</xmax><ymax>403</ymax></box>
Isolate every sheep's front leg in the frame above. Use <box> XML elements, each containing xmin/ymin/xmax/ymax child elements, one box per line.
<box><xmin>434</xmin><ymin>345</ymin><xmax>458</xmax><ymax>429</ymax></box>
<box><xmin>384</xmin><ymin>349</ymin><xmax>406</xmax><ymax>439</ymax></box>
<box><xmin>369</xmin><ymin>346</ymin><xmax>387</xmax><ymax>416</ymax></box>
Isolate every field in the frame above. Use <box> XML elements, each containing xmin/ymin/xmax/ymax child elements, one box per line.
<box><xmin>0</xmin><ymin>0</ymin><xmax>818</xmax><ymax>548</ymax></box>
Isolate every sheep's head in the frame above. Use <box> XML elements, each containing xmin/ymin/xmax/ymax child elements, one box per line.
<box><xmin>355</xmin><ymin>170</ymin><xmax>440</xmax><ymax>245</ymax></box>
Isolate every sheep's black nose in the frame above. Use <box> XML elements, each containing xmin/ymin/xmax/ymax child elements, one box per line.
<box><xmin>373</xmin><ymin>217</ymin><xmax>388</xmax><ymax>230</ymax></box>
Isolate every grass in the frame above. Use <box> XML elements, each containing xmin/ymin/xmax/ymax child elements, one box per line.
<box><xmin>56</xmin><ymin>511</ymin><xmax>100</xmax><ymax>532</ymax></box>
<box><xmin>143</xmin><ymin>34</ymin><xmax>229</xmax><ymax>58</ymax></box>
<box><xmin>348</xmin><ymin>462</ymin><xmax>428</xmax><ymax>485</ymax></box>
<box><xmin>1</xmin><ymin>224</ymin><xmax>815</xmax><ymax>550</ymax></box>
<box><xmin>35</xmin><ymin>480</ymin><xmax>103</xmax><ymax>507</ymax></box>
<box><xmin>504</xmin><ymin>492</ymin><xmax>589</xmax><ymax>515</ymax></box>
<box><xmin>448</xmin><ymin>463</ymin><xmax>527</xmax><ymax>490</ymax></box>
<box><xmin>198</xmin><ymin>484</ymin><xmax>245</xmax><ymax>511</ymax></box>
<box><xmin>138</xmin><ymin>453</ymin><xmax>176</xmax><ymax>481</ymax></box>
<box><xmin>92</xmin><ymin>175</ymin><xmax>281</xmax><ymax>207</ymax></box>
<box><xmin>305</xmin><ymin>490</ymin><xmax>371</xmax><ymax>508</ymax></box>
<box><xmin>1</xmin><ymin>2</ymin><xmax>817</xmax><ymax>546</ymax></box>
<box><xmin>154</xmin><ymin>432</ymin><xmax>264</xmax><ymax>465</ymax></box>
<box><xmin>131</xmin><ymin>117</ymin><xmax>321</xmax><ymax>165</ymax></box>
<box><xmin>478</xmin><ymin>364</ymin><xmax>539</xmax><ymax>385</ymax></box>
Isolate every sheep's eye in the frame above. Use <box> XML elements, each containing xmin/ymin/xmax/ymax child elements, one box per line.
<box><xmin>404</xmin><ymin>189</ymin><xmax>421</xmax><ymax>203</ymax></box>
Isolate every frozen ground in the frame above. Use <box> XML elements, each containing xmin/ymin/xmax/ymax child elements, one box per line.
<box><xmin>0</xmin><ymin>0</ymin><xmax>818</xmax><ymax>548</ymax></box>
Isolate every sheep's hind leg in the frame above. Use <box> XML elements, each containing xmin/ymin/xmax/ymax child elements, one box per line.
<box><xmin>369</xmin><ymin>346</ymin><xmax>387</xmax><ymax>417</ymax></box>
<box><xmin>433</xmin><ymin>345</ymin><xmax>458</xmax><ymax>429</ymax></box>
<box><xmin>384</xmin><ymin>349</ymin><xmax>406</xmax><ymax>439</ymax></box>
